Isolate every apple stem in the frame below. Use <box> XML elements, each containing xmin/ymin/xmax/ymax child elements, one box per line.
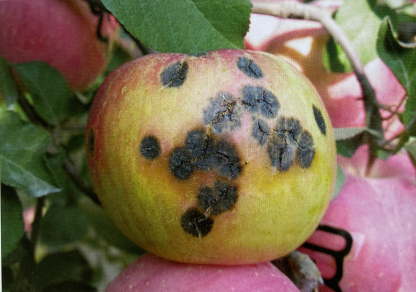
<box><xmin>251</xmin><ymin>0</ymin><xmax>385</xmax><ymax>146</ymax></box>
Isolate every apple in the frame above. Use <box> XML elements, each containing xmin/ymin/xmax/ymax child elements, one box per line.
<box><xmin>0</xmin><ymin>0</ymin><xmax>119</xmax><ymax>91</ymax></box>
<box><xmin>105</xmin><ymin>253</ymin><xmax>301</xmax><ymax>292</ymax></box>
<box><xmin>86</xmin><ymin>49</ymin><xmax>337</xmax><ymax>265</ymax></box>
<box><xmin>298</xmin><ymin>146</ymin><xmax>416</xmax><ymax>291</ymax></box>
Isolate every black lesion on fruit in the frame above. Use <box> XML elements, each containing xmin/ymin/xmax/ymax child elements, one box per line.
<box><xmin>267</xmin><ymin>117</ymin><xmax>306</xmax><ymax>172</ymax></box>
<box><xmin>297</xmin><ymin>131</ymin><xmax>315</xmax><ymax>168</ymax></box>
<box><xmin>181</xmin><ymin>208</ymin><xmax>214</xmax><ymax>237</ymax></box>
<box><xmin>140</xmin><ymin>135</ymin><xmax>161</xmax><ymax>159</ymax></box>
<box><xmin>169</xmin><ymin>147</ymin><xmax>194</xmax><ymax>180</ymax></box>
<box><xmin>241</xmin><ymin>86</ymin><xmax>279</xmax><ymax>118</ymax></box>
<box><xmin>185</xmin><ymin>129</ymin><xmax>215</xmax><ymax>170</ymax></box>
<box><xmin>192</xmin><ymin>51</ymin><xmax>209</xmax><ymax>57</ymax></box>
<box><xmin>160</xmin><ymin>61</ymin><xmax>189</xmax><ymax>88</ymax></box>
<box><xmin>313</xmin><ymin>105</ymin><xmax>327</xmax><ymax>136</ymax></box>
<box><xmin>197</xmin><ymin>181</ymin><xmax>238</xmax><ymax>216</ymax></box>
<box><xmin>203</xmin><ymin>93</ymin><xmax>241</xmax><ymax>133</ymax></box>
<box><xmin>212</xmin><ymin>139</ymin><xmax>242</xmax><ymax>180</ymax></box>
<box><xmin>237</xmin><ymin>57</ymin><xmax>263</xmax><ymax>79</ymax></box>
<box><xmin>88</xmin><ymin>128</ymin><xmax>95</xmax><ymax>156</ymax></box>
<box><xmin>252</xmin><ymin>118</ymin><xmax>270</xmax><ymax>146</ymax></box>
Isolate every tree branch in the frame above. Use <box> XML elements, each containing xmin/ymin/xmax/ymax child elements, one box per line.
<box><xmin>251</xmin><ymin>0</ymin><xmax>385</xmax><ymax>144</ymax></box>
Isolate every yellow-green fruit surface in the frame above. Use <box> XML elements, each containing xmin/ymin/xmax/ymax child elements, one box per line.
<box><xmin>86</xmin><ymin>49</ymin><xmax>337</xmax><ymax>265</ymax></box>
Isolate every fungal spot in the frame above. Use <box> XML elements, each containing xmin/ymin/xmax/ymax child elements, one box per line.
<box><xmin>185</xmin><ymin>129</ymin><xmax>214</xmax><ymax>170</ymax></box>
<box><xmin>252</xmin><ymin>118</ymin><xmax>270</xmax><ymax>146</ymax></box>
<box><xmin>197</xmin><ymin>181</ymin><xmax>238</xmax><ymax>216</ymax></box>
<box><xmin>237</xmin><ymin>57</ymin><xmax>263</xmax><ymax>79</ymax></box>
<box><xmin>267</xmin><ymin>117</ymin><xmax>303</xmax><ymax>172</ymax></box>
<box><xmin>241</xmin><ymin>86</ymin><xmax>279</xmax><ymax>118</ymax></box>
<box><xmin>203</xmin><ymin>93</ymin><xmax>241</xmax><ymax>133</ymax></box>
<box><xmin>193</xmin><ymin>51</ymin><xmax>209</xmax><ymax>57</ymax></box>
<box><xmin>313</xmin><ymin>105</ymin><xmax>327</xmax><ymax>136</ymax></box>
<box><xmin>140</xmin><ymin>135</ymin><xmax>160</xmax><ymax>159</ymax></box>
<box><xmin>88</xmin><ymin>128</ymin><xmax>95</xmax><ymax>156</ymax></box>
<box><xmin>212</xmin><ymin>139</ymin><xmax>242</xmax><ymax>179</ymax></box>
<box><xmin>160</xmin><ymin>61</ymin><xmax>189</xmax><ymax>87</ymax></box>
<box><xmin>296</xmin><ymin>131</ymin><xmax>315</xmax><ymax>168</ymax></box>
<box><xmin>181</xmin><ymin>208</ymin><xmax>214</xmax><ymax>237</ymax></box>
<box><xmin>169</xmin><ymin>147</ymin><xmax>194</xmax><ymax>180</ymax></box>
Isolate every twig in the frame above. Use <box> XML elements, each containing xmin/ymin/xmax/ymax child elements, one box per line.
<box><xmin>30</xmin><ymin>196</ymin><xmax>46</xmax><ymax>249</ymax></box>
<box><xmin>251</xmin><ymin>0</ymin><xmax>385</xmax><ymax>144</ymax></box>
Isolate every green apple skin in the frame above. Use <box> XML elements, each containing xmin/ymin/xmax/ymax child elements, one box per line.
<box><xmin>86</xmin><ymin>49</ymin><xmax>337</xmax><ymax>265</ymax></box>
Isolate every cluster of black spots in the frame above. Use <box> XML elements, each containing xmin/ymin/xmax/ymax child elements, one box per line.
<box><xmin>203</xmin><ymin>93</ymin><xmax>242</xmax><ymax>133</ymax></box>
<box><xmin>181</xmin><ymin>208</ymin><xmax>214</xmax><ymax>237</ymax></box>
<box><xmin>252</xmin><ymin>118</ymin><xmax>271</xmax><ymax>146</ymax></box>
<box><xmin>160</xmin><ymin>61</ymin><xmax>189</xmax><ymax>88</ymax></box>
<box><xmin>241</xmin><ymin>86</ymin><xmax>279</xmax><ymax>119</ymax></box>
<box><xmin>184</xmin><ymin>129</ymin><xmax>215</xmax><ymax>170</ymax></box>
<box><xmin>197</xmin><ymin>181</ymin><xmax>238</xmax><ymax>216</ymax></box>
<box><xmin>313</xmin><ymin>105</ymin><xmax>327</xmax><ymax>136</ymax></box>
<box><xmin>237</xmin><ymin>57</ymin><xmax>263</xmax><ymax>79</ymax></box>
<box><xmin>88</xmin><ymin>128</ymin><xmax>95</xmax><ymax>156</ymax></box>
<box><xmin>212</xmin><ymin>139</ymin><xmax>242</xmax><ymax>180</ymax></box>
<box><xmin>267</xmin><ymin>117</ymin><xmax>315</xmax><ymax>172</ymax></box>
<box><xmin>140</xmin><ymin>135</ymin><xmax>161</xmax><ymax>160</ymax></box>
<box><xmin>169</xmin><ymin>147</ymin><xmax>194</xmax><ymax>180</ymax></box>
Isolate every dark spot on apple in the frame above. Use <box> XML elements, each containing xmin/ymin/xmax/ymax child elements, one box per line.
<box><xmin>313</xmin><ymin>105</ymin><xmax>326</xmax><ymax>136</ymax></box>
<box><xmin>181</xmin><ymin>208</ymin><xmax>213</xmax><ymax>237</ymax></box>
<box><xmin>296</xmin><ymin>131</ymin><xmax>315</xmax><ymax>168</ymax></box>
<box><xmin>193</xmin><ymin>51</ymin><xmax>209</xmax><ymax>57</ymax></box>
<box><xmin>241</xmin><ymin>86</ymin><xmax>279</xmax><ymax>118</ymax></box>
<box><xmin>160</xmin><ymin>61</ymin><xmax>189</xmax><ymax>88</ymax></box>
<box><xmin>169</xmin><ymin>147</ymin><xmax>194</xmax><ymax>180</ymax></box>
<box><xmin>140</xmin><ymin>135</ymin><xmax>160</xmax><ymax>159</ymax></box>
<box><xmin>88</xmin><ymin>128</ymin><xmax>94</xmax><ymax>156</ymax></box>
<box><xmin>253</xmin><ymin>118</ymin><xmax>270</xmax><ymax>146</ymax></box>
<box><xmin>267</xmin><ymin>117</ymin><xmax>302</xmax><ymax>172</ymax></box>
<box><xmin>237</xmin><ymin>57</ymin><xmax>263</xmax><ymax>79</ymax></box>
<box><xmin>185</xmin><ymin>129</ymin><xmax>215</xmax><ymax>170</ymax></box>
<box><xmin>197</xmin><ymin>181</ymin><xmax>238</xmax><ymax>215</ymax></box>
<box><xmin>212</xmin><ymin>139</ymin><xmax>242</xmax><ymax>179</ymax></box>
<box><xmin>203</xmin><ymin>93</ymin><xmax>241</xmax><ymax>133</ymax></box>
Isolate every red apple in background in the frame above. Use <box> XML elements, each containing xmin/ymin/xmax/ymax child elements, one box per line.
<box><xmin>105</xmin><ymin>253</ymin><xmax>301</xmax><ymax>292</ymax></box>
<box><xmin>0</xmin><ymin>0</ymin><xmax>119</xmax><ymax>91</ymax></box>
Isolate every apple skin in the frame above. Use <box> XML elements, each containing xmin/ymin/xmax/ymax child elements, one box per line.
<box><xmin>86</xmin><ymin>49</ymin><xmax>337</xmax><ymax>265</ymax></box>
<box><xmin>0</xmin><ymin>0</ymin><xmax>119</xmax><ymax>91</ymax></box>
<box><xmin>298</xmin><ymin>146</ymin><xmax>416</xmax><ymax>292</ymax></box>
<box><xmin>105</xmin><ymin>253</ymin><xmax>301</xmax><ymax>292</ymax></box>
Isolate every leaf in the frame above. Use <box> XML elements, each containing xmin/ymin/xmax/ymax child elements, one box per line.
<box><xmin>102</xmin><ymin>0</ymin><xmax>252</xmax><ymax>54</ymax></box>
<box><xmin>32</xmin><ymin>250</ymin><xmax>93</xmax><ymax>292</ymax></box>
<box><xmin>39</xmin><ymin>204</ymin><xmax>89</xmax><ymax>247</ymax></box>
<box><xmin>332</xmin><ymin>165</ymin><xmax>346</xmax><ymax>200</ymax></box>
<box><xmin>0</xmin><ymin>109</ymin><xmax>60</xmax><ymax>197</ymax></box>
<box><xmin>1</xmin><ymin>184</ymin><xmax>24</xmax><ymax>259</ymax></box>
<box><xmin>43</xmin><ymin>281</ymin><xmax>96</xmax><ymax>292</ymax></box>
<box><xmin>0</xmin><ymin>55</ymin><xmax>19</xmax><ymax>105</ymax></box>
<box><xmin>377</xmin><ymin>17</ymin><xmax>416</xmax><ymax>129</ymax></box>
<box><xmin>13</xmin><ymin>61</ymin><xmax>71</xmax><ymax>125</ymax></box>
<box><xmin>323</xmin><ymin>0</ymin><xmax>396</xmax><ymax>72</ymax></box>
<box><xmin>334</xmin><ymin>127</ymin><xmax>367</xmax><ymax>140</ymax></box>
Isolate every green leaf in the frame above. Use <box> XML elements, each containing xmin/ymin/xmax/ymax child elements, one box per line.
<box><xmin>43</xmin><ymin>281</ymin><xmax>96</xmax><ymax>292</ymax></box>
<box><xmin>13</xmin><ymin>61</ymin><xmax>71</xmax><ymax>125</ymax></box>
<box><xmin>332</xmin><ymin>165</ymin><xmax>346</xmax><ymax>200</ymax></box>
<box><xmin>32</xmin><ymin>250</ymin><xmax>93</xmax><ymax>292</ymax></box>
<box><xmin>1</xmin><ymin>184</ymin><xmax>24</xmax><ymax>258</ymax></box>
<box><xmin>102</xmin><ymin>0</ymin><xmax>252</xmax><ymax>54</ymax></box>
<box><xmin>0</xmin><ymin>55</ymin><xmax>19</xmax><ymax>105</ymax></box>
<box><xmin>39</xmin><ymin>205</ymin><xmax>89</xmax><ymax>247</ymax></box>
<box><xmin>0</xmin><ymin>109</ymin><xmax>60</xmax><ymax>197</ymax></box>
<box><xmin>323</xmin><ymin>0</ymin><xmax>396</xmax><ymax>72</ymax></box>
<box><xmin>377</xmin><ymin>17</ymin><xmax>416</xmax><ymax>129</ymax></box>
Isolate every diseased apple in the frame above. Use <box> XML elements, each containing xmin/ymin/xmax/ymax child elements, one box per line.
<box><xmin>298</xmin><ymin>146</ymin><xmax>416</xmax><ymax>291</ymax></box>
<box><xmin>105</xmin><ymin>253</ymin><xmax>301</xmax><ymax>292</ymax></box>
<box><xmin>86</xmin><ymin>49</ymin><xmax>337</xmax><ymax>265</ymax></box>
<box><xmin>0</xmin><ymin>0</ymin><xmax>119</xmax><ymax>91</ymax></box>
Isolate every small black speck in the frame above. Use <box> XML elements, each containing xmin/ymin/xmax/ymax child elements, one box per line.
<box><xmin>140</xmin><ymin>135</ymin><xmax>160</xmax><ymax>159</ymax></box>
<box><xmin>88</xmin><ymin>128</ymin><xmax>94</xmax><ymax>156</ymax></box>
<box><xmin>197</xmin><ymin>181</ymin><xmax>238</xmax><ymax>215</ymax></box>
<box><xmin>296</xmin><ymin>131</ymin><xmax>315</xmax><ymax>168</ymax></box>
<box><xmin>181</xmin><ymin>208</ymin><xmax>214</xmax><ymax>237</ymax></box>
<box><xmin>160</xmin><ymin>61</ymin><xmax>189</xmax><ymax>87</ymax></box>
<box><xmin>241</xmin><ymin>86</ymin><xmax>279</xmax><ymax>118</ymax></box>
<box><xmin>313</xmin><ymin>105</ymin><xmax>327</xmax><ymax>136</ymax></box>
<box><xmin>212</xmin><ymin>139</ymin><xmax>242</xmax><ymax>179</ymax></box>
<box><xmin>252</xmin><ymin>119</ymin><xmax>270</xmax><ymax>146</ymax></box>
<box><xmin>237</xmin><ymin>57</ymin><xmax>263</xmax><ymax>79</ymax></box>
<box><xmin>169</xmin><ymin>147</ymin><xmax>194</xmax><ymax>180</ymax></box>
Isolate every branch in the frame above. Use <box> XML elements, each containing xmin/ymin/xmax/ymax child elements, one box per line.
<box><xmin>251</xmin><ymin>0</ymin><xmax>385</xmax><ymax>144</ymax></box>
